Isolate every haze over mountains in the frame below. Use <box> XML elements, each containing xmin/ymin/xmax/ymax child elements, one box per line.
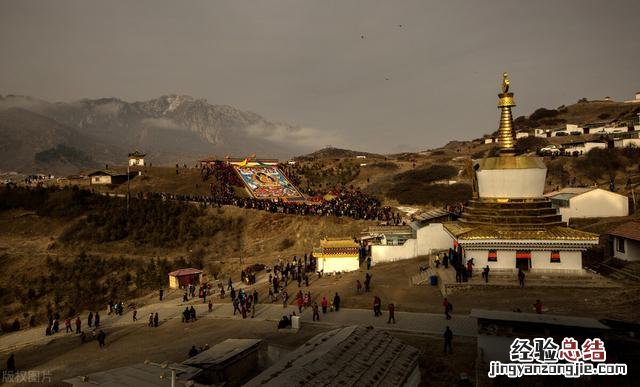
<box><xmin>0</xmin><ymin>94</ymin><xmax>319</xmax><ymax>174</ymax></box>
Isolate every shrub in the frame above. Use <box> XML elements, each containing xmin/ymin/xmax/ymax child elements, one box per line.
<box><xmin>393</xmin><ymin>164</ymin><xmax>457</xmax><ymax>184</ymax></box>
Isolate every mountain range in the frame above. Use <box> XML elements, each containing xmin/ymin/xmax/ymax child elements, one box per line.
<box><xmin>0</xmin><ymin>94</ymin><xmax>317</xmax><ymax>174</ymax></box>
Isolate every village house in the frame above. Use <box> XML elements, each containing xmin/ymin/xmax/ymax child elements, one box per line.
<box><xmin>609</xmin><ymin>221</ymin><xmax>640</xmax><ymax>262</ymax></box>
<box><xmin>561</xmin><ymin>141</ymin><xmax>607</xmax><ymax>156</ymax></box>
<box><xmin>545</xmin><ymin>188</ymin><xmax>629</xmax><ymax>224</ymax></box>
<box><xmin>88</xmin><ymin>170</ymin><xmax>136</xmax><ymax>185</ymax></box>
<box><xmin>313</xmin><ymin>237</ymin><xmax>361</xmax><ymax>273</ymax></box>
<box><xmin>128</xmin><ymin>151</ymin><xmax>146</xmax><ymax>167</ymax></box>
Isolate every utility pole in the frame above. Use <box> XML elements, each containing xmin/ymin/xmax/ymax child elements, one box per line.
<box><xmin>127</xmin><ymin>160</ymin><xmax>130</xmax><ymax>215</ymax></box>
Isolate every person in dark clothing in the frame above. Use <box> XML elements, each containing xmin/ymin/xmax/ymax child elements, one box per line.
<box><xmin>183</xmin><ymin>307</ymin><xmax>190</xmax><ymax>323</ymax></box>
<box><xmin>94</xmin><ymin>312</ymin><xmax>100</xmax><ymax>328</ymax></box>
<box><xmin>153</xmin><ymin>312</ymin><xmax>159</xmax><ymax>327</ymax></box>
<box><xmin>6</xmin><ymin>353</ymin><xmax>16</xmax><ymax>373</ymax></box>
<box><xmin>233</xmin><ymin>298</ymin><xmax>241</xmax><ymax>315</ymax></box>
<box><xmin>87</xmin><ymin>311</ymin><xmax>93</xmax><ymax>328</ymax></box>
<box><xmin>333</xmin><ymin>293</ymin><xmax>341</xmax><ymax>311</ymax></box>
<box><xmin>443</xmin><ymin>298</ymin><xmax>452</xmax><ymax>320</ymax></box>
<box><xmin>75</xmin><ymin>316</ymin><xmax>82</xmax><ymax>334</ymax></box>
<box><xmin>312</xmin><ymin>302</ymin><xmax>320</xmax><ymax>321</ymax></box>
<box><xmin>97</xmin><ymin>330</ymin><xmax>106</xmax><ymax>348</ymax></box>
<box><xmin>189</xmin><ymin>306</ymin><xmax>196</xmax><ymax>321</ymax></box>
<box><xmin>518</xmin><ymin>269</ymin><xmax>525</xmax><ymax>288</ymax></box>
<box><xmin>253</xmin><ymin>289</ymin><xmax>258</xmax><ymax>304</ymax></box>
<box><xmin>482</xmin><ymin>265</ymin><xmax>490</xmax><ymax>283</ymax></box>
<box><xmin>159</xmin><ymin>289</ymin><xmax>164</xmax><ymax>301</ymax></box>
<box><xmin>387</xmin><ymin>303</ymin><xmax>396</xmax><ymax>324</ymax></box>
<box><xmin>188</xmin><ymin>345</ymin><xmax>199</xmax><ymax>358</ymax></box>
<box><xmin>444</xmin><ymin>326</ymin><xmax>453</xmax><ymax>353</ymax></box>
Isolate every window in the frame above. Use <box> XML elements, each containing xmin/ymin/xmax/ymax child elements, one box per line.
<box><xmin>550</xmin><ymin>250</ymin><xmax>561</xmax><ymax>263</ymax></box>
<box><xmin>616</xmin><ymin>238</ymin><xmax>625</xmax><ymax>253</ymax></box>
<box><xmin>488</xmin><ymin>250</ymin><xmax>497</xmax><ymax>262</ymax></box>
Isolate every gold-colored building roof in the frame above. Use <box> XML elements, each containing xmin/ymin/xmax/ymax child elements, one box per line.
<box><xmin>443</xmin><ymin>222</ymin><xmax>598</xmax><ymax>241</ymax></box>
<box><xmin>477</xmin><ymin>155</ymin><xmax>546</xmax><ymax>170</ymax></box>
<box><xmin>319</xmin><ymin>237</ymin><xmax>359</xmax><ymax>249</ymax></box>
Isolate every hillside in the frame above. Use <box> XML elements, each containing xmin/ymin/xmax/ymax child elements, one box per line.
<box><xmin>512</xmin><ymin>99</ymin><xmax>640</xmax><ymax>132</ymax></box>
<box><xmin>298</xmin><ymin>147</ymin><xmax>386</xmax><ymax>160</ymax></box>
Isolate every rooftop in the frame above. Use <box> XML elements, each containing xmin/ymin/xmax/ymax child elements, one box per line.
<box><xmin>168</xmin><ymin>268</ymin><xmax>203</xmax><ymax>277</ymax></box>
<box><xmin>609</xmin><ymin>220</ymin><xmax>640</xmax><ymax>242</ymax></box>
<box><xmin>183</xmin><ymin>339</ymin><xmax>262</xmax><ymax>368</ymax></box>
<box><xmin>444</xmin><ymin>222</ymin><xmax>598</xmax><ymax>241</ymax></box>
<box><xmin>63</xmin><ymin>362</ymin><xmax>201</xmax><ymax>387</ymax></box>
<box><xmin>470</xmin><ymin>309</ymin><xmax>611</xmax><ymax>330</ymax></box>
<box><xmin>319</xmin><ymin>237</ymin><xmax>359</xmax><ymax>249</ymax></box>
<box><xmin>245</xmin><ymin>326</ymin><xmax>420</xmax><ymax>387</ymax></box>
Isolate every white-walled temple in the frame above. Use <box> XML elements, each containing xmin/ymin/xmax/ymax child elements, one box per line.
<box><xmin>443</xmin><ymin>73</ymin><xmax>598</xmax><ymax>273</ymax></box>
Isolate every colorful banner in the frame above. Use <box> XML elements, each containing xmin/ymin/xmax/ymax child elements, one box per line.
<box><xmin>234</xmin><ymin>165</ymin><xmax>304</xmax><ymax>200</ymax></box>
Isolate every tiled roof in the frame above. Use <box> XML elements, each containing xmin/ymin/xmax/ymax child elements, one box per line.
<box><xmin>319</xmin><ymin>237</ymin><xmax>359</xmax><ymax>249</ymax></box>
<box><xmin>245</xmin><ymin>326</ymin><xmax>420</xmax><ymax>387</ymax></box>
<box><xmin>168</xmin><ymin>268</ymin><xmax>203</xmax><ymax>277</ymax></box>
<box><xmin>444</xmin><ymin>222</ymin><xmax>598</xmax><ymax>241</ymax></box>
<box><xmin>609</xmin><ymin>221</ymin><xmax>640</xmax><ymax>242</ymax></box>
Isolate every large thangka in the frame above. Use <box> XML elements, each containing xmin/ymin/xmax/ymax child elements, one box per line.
<box><xmin>231</xmin><ymin>160</ymin><xmax>304</xmax><ymax>201</ymax></box>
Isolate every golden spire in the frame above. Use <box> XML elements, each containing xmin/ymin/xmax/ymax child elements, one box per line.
<box><xmin>497</xmin><ymin>72</ymin><xmax>516</xmax><ymax>156</ymax></box>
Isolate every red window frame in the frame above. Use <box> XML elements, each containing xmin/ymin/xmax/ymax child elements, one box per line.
<box><xmin>488</xmin><ymin>250</ymin><xmax>497</xmax><ymax>262</ymax></box>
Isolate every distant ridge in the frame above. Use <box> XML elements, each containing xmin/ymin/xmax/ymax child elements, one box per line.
<box><xmin>298</xmin><ymin>147</ymin><xmax>385</xmax><ymax>160</ymax></box>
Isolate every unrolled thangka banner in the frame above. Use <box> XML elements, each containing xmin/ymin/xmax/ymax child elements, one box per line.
<box><xmin>233</xmin><ymin>165</ymin><xmax>304</xmax><ymax>200</ymax></box>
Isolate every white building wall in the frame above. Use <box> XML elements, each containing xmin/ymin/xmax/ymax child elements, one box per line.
<box><xmin>612</xmin><ymin>238</ymin><xmax>640</xmax><ymax>261</ymax></box>
<box><xmin>559</xmin><ymin>189</ymin><xmax>628</xmax><ymax>223</ymax></box>
<box><xmin>463</xmin><ymin>249</ymin><xmax>582</xmax><ymax>271</ymax></box>
<box><xmin>584</xmin><ymin>142</ymin><xmax>607</xmax><ymax>152</ymax></box>
<box><xmin>318</xmin><ymin>257</ymin><xmax>360</xmax><ymax>273</ymax></box>
<box><xmin>476</xmin><ymin>168</ymin><xmax>547</xmax><ymax>198</ymax></box>
<box><xmin>129</xmin><ymin>158</ymin><xmax>145</xmax><ymax>166</ymax></box>
<box><xmin>614</xmin><ymin>138</ymin><xmax>640</xmax><ymax>148</ymax></box>
<box><xmin>370</xmin><ymin>223</ymin><xmax>454</xmax><ymax>265</ymax></box>
<box><xmin>91</xmin><ymin>175</ymin><xmax>112</xmax><ymax>185</ymax></box>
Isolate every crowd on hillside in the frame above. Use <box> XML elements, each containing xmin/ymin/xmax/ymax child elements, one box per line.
<box><xmin>148</xmin><ymin>189</ymin><xmax>401</xmax><ymax>222</ymax></box>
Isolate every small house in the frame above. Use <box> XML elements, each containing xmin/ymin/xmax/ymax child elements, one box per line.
<box><xmin>314</xmin><ymin>237</ymin><xmax>360</xmax><ymax>273</ymax></box>
<box><xmin>128</xmin><ymin>151</ymin><xmax>146</xmax><ymax>167</ymax></box>
<box><xmin>88</xmin><ymin>170</ymin><xmax>135</xmax><ymax>185</ymax></box>
<box><xmin>168</xmin><ymin>268</ymin><xmax>203</xmax><ymax>289</ymax></box>
<box><xmin>609</xmin><ymin>221</ymin><xmax>640</xmax><ymax>261</ymax></box>
<box><xmin>545</xmin><ymin>187</ymin><xmax>629</xmax><ymax>223</ymax></box>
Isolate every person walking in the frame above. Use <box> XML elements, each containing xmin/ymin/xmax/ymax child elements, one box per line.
<box><xmin>312</xmin><ymin>302</ymin><xmax>320</xmax><ymax>321</ymax></box>
<box><xmin>321</xmin><ymin>296</ymin><xmax>328</xmax><ymax>314</ymax></box>
<box><xmin>387</xmin><ymin>303</ymin><xmax>396</xmax><ymax>324</ymax></box>
<box><xmin>518</xmin><ymin>269</ymin><xmax>525</xmax><ymax>288</ymax></box>
<box><xmin>65</xmin><ymin>317</ymin><xmax>72</xmax><ymax>333</ymax></box>
<box><xmin>132</xmin><ymin>308</ymin><xmax>138</xmax><ymax>322</ymax></box>
<box><xmin>373</xmin><ymin>296</ymin><xmax>381</xmax><ymax>317</ymax></box>
<box><xmin>356</xmin><ymin>280</ymin><xmax>363</xmax><ymax>294</ymax></box>
<box><xmin>444</xmin><ymin>326</ymin><xmax>453</xmax><ymax>354</ymax></box>
<box><xmin>482</xmin><ymin>265</ymin><xmax>490</xmax><ymax>283</ymax></box>
<box><xmin>208</xmin><ymin>300</ymin><xmax>213</xmax><ymax>313</ymax></box>
<box><xmin>159</xmin><ymin>288</ymin><xmax>164</xmax><ymax>301</ymax></box>
<box><xmin>443</xmin><ymin>298</ymin><xmax>452</xmax><ymax>320</ymax></box>
<box><xmin>94</xmin><ymin>312</ymin><xmax>100</xmax><ymax>328</ymax></box>
<box><xmin>233</xmin><ymin>298</ymin><xmax>241</xmax><ymax>315</ymax></box>
<box><xmin>153</xmin><ymin>312</ymin><xmax>159</xmax><ymax>327</ymax></box>
<box><xmin>333</xmin><ymin>293</ymin><xmax>341</xmax><ymax>312</ymax></box>
<box><xmin>97</xmin><ymin>330</ymin><xmax>106</xmax><ymax>348</ymax></box>
<box><xmin>149</xmin><ymin>313</ymin><xmax>154</xmax><ymax>327</ymax></box>
<box><xmin>87</xmin><ymin>311</ymin><xmax>93</xmax><ymax>328</ymax></box>
<box><xmin>75</xmin><ymin>316</ymin><xmax>81</xmax><ymax>334</ymax></box>
<box><xmin>6</xmin><ymin>353</ymin><xmax>16</xmax><ymax>373</ymax></box>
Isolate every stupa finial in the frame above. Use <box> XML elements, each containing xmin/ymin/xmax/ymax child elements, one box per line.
<box><xmin>497</xmin><ymin>72</ymin><xmax>516</xmax><ymax>156</ymax></box>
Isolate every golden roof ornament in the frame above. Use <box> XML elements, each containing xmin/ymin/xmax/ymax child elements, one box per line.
<box><xmin>497</xmin><ymin>72</ymin><xmax>516</xmax><ymax>156</ymax></box>
<box><xmin>502</xmin><ymin>72</ymin><xmax>510</xmax><ymax>93</ymax></box>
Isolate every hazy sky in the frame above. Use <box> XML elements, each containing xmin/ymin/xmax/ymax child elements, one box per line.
<box><xmin>1</xmin><ymin>0</ymin><xmax>639</xmax><ymax>153</ymax></box>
